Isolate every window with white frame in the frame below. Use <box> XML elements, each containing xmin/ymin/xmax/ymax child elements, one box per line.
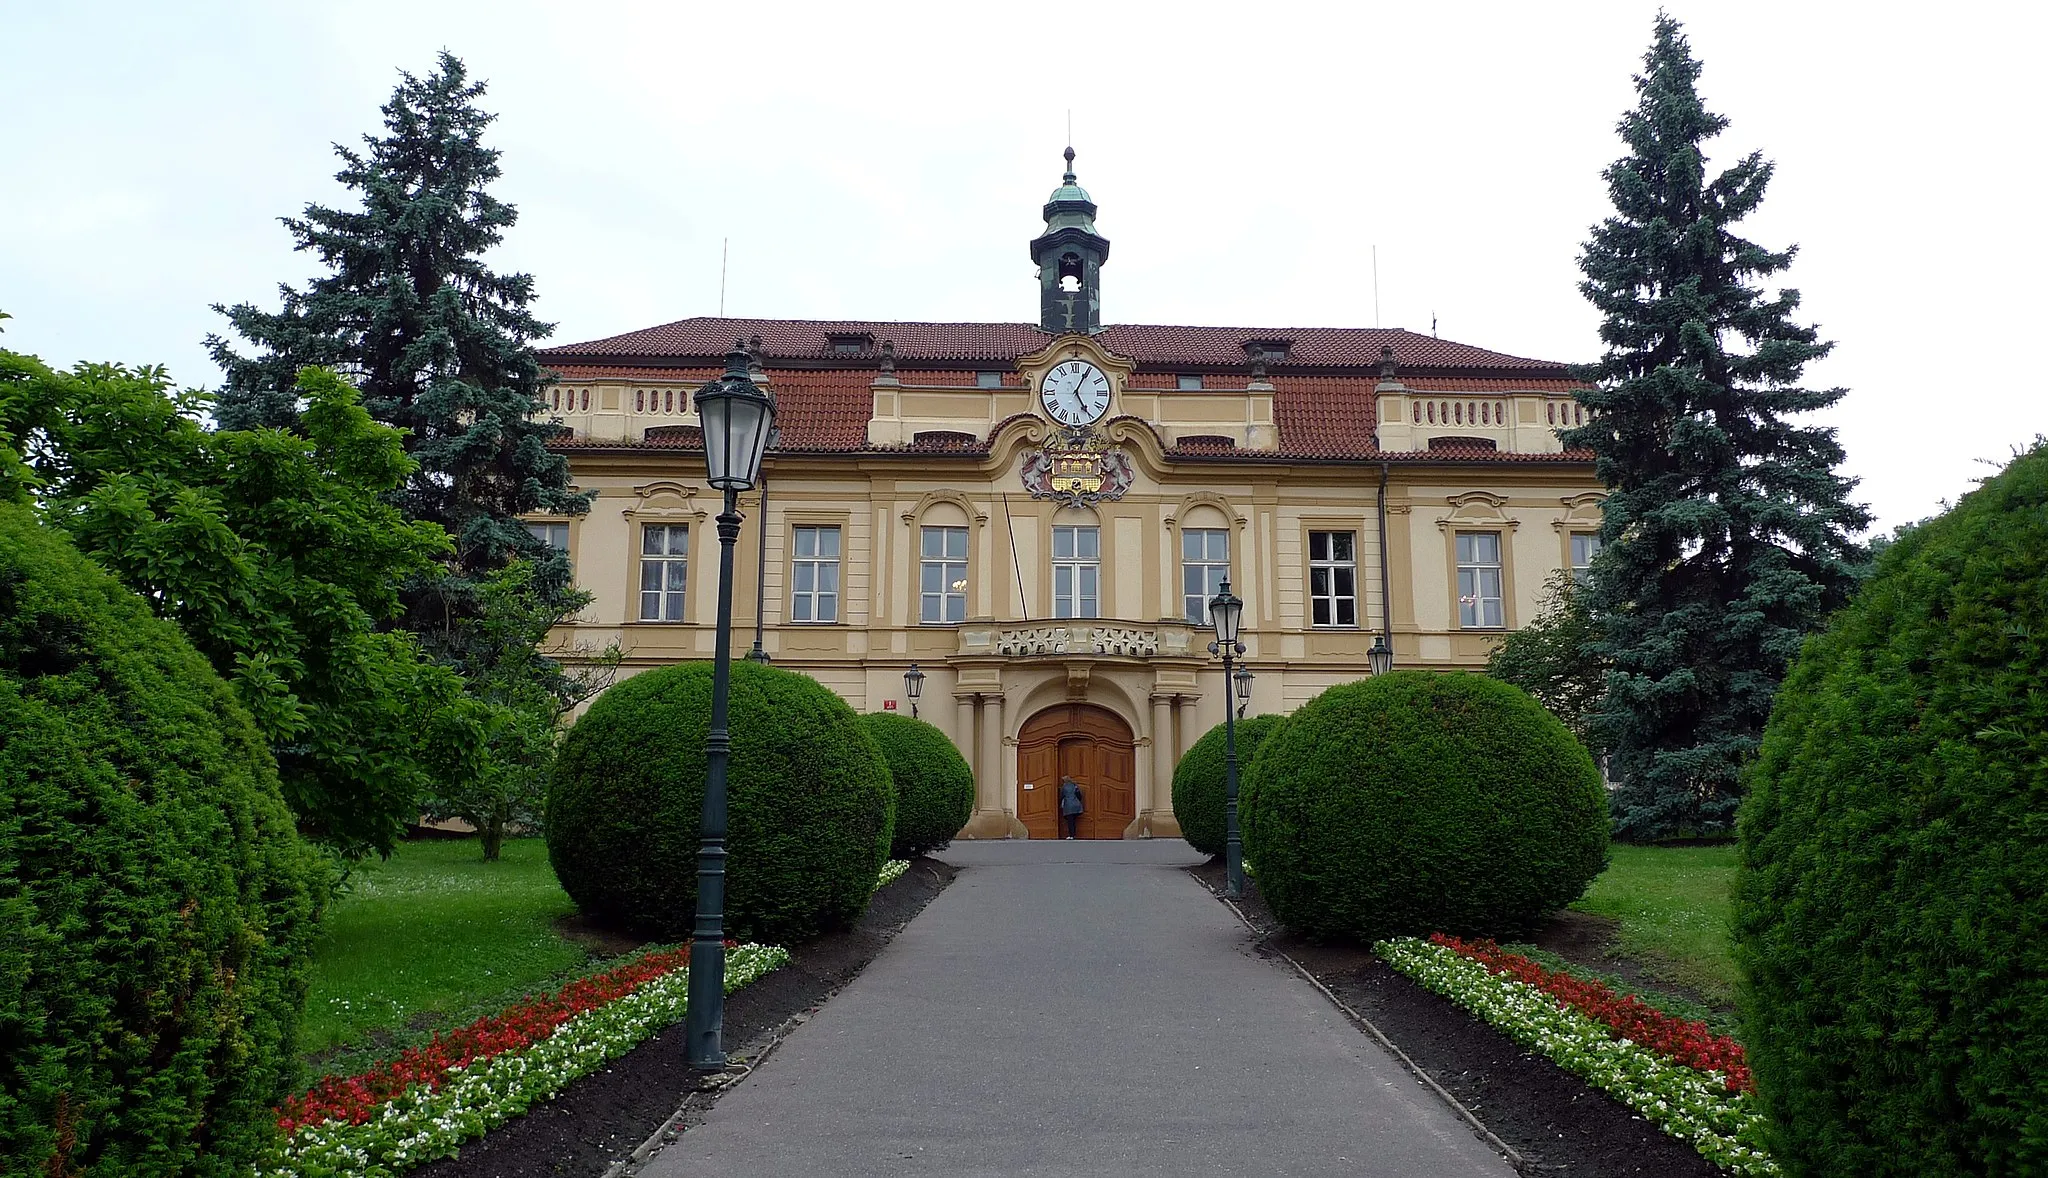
<box><xmin>1308</xmin><ymin>530</ymin><xmax>1358</xmax><ymax>627</ymax></box>
<box><xmin>1570</xmin><ymin>532</ymin><xmax>1602</xmax><ymax>587</ymax></box>
<box><xmin>1456</xmin><ymin>531</ymin><xmax>1505</xmax><ymax>628</ymax></box>
<box><xmin>638</xmin><ymin>523</ymin><xmax>688</xmax><ymax>621</ymax></box>
<box><xmin>1052</xmin><ymin>524</ymin><xmax>1100</xmax><ymax>619</ymax></box>
<box><xmin>920</xmin><ymin>526</ymin><xmax>968</xmax><ymax>624</ymax></box>
<box><xmin>1181</xmin><ymin>528</ymin><xmax>1230</xmax><ymax>624</ymax></box>
<box><xmin>791</xmin><ymin>525</ymin><xmax>842</xmax><ymax>623</ymax></box>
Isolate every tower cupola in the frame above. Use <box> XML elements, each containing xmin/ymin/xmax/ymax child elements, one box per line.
<box><xmin>1030</xmin><ymin>147</ymin><xmax>1110</xmax><ymax>335</ymax></box>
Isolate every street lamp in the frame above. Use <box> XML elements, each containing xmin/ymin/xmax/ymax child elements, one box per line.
<box><xmin>1233</xmin><ymin>663</ymin><xmax>1254</xmax><ymax>718</ymax></box>
<box><xmin>684</xmin><ymin>343</ymin><xmax>776</xmax><ymax>1070</ymax></box>
<box><xmin>745</xmin><ymin>426</ymin><xmax>780</xmax><ymax>664</ymax></box>
<box><xmin>904</xmin><ymin>663</ymin><xmax>926</xmax><ymax>719</ymax></box>
<box><xmin>1369</xmin><ymin>633</ymin><xmax>1394</xmax><ymax>678</ymax></box>
<box><xmin>1207</xmin><ymin>578</ymin><xmax>1246</xmax><ymax>899</ymax></box>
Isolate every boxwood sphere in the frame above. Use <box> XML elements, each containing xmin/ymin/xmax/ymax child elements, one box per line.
<box><xmin>1735</xmin><ymin>443</ymin><xmax>2048</xmax><ymax>1177</ymax></box>
<box><xmin>0</xmin><ymin>504</ymin><xmax>324</xmax><ymax>1176</ymax></box>
<box><xmin>1172</xmin><ymin>713</ymin><xmax>1287</xmax><ymax>856</ymax></box>
<box><xmin>1240</xmin><ymin>670</ymin><xmax>1608</xmax><ymax>941</ymax></box>
<box><xmin>856</xmin><ymin>712</ymin><xmax>973</xmax><ymax>858</ymax></box>
<box><xmin>548</xmin><ymin>660</ymin><xmax>894</xmax><ymax>943</ymax></box>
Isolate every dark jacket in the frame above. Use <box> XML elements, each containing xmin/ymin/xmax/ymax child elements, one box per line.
<box><xmin>1058</xmin><ymin>778</ymin><xmax>1084</xmax><ymax>817</ymax></box>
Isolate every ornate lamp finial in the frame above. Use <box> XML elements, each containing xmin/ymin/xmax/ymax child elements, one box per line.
<box><xmin>1062</xmin><ymin>145</ymin><xmax>1076</xmax><ymax>183</ymax></box>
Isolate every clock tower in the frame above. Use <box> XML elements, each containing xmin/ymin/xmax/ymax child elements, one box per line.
<box><xmin>1030</xmin><ymin>147</ymin><xmax>1110</xmax><ymax>335</ymax></box>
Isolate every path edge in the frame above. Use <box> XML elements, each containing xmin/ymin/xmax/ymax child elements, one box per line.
<box><xmin>1212</xmin><ymin>891</ymin><xmax>1532</xmax><ymax>1174</ymax></box>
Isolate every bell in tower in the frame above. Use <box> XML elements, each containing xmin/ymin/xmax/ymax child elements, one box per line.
<box><xmin>1030</xmin><ymin>147</ymin><xmax>1111</xmax><ymax>335</ymax></box>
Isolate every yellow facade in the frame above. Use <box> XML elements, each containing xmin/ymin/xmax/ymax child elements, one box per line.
<box><xmin>540</xmin><ymin>331</ymin><xmax>1603</xmax><ymax>839</ymax></box>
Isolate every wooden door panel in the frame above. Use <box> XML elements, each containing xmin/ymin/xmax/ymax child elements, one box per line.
<box><xmin>1016</xmin><ymin>703</ymin><xmax>1137</xmax><ymax>839</ymax></box>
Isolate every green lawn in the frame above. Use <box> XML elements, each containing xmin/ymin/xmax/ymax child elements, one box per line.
<box><xmin>301</xmin><ymin>838</ymin><xmax>593</xmax><ymax>1066</ymax></box>
<box><xmin>1571</xmin><ymin>842</ymin><xmax>1741</xmax><ymax>1007</ymax></box>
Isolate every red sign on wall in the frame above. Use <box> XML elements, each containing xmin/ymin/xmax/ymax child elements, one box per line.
<box><xmin>883</xmin><ymin>700</ymin><xmax>898</xmax><ymax>710</ymax></box>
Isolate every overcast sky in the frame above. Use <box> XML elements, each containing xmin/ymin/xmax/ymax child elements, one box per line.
<box><xmin>4</xmin><ymin>1</ymin><xmax>2042</xmax><ymax>533</ymax></box>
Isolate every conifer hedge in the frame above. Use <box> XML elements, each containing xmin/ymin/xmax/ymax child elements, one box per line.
<box><xmin>1736</xmin><ymin>442</ymin><xmax>2048</xmax><ymax>1177</ymax></box>
<box><xmin>1240</xmin><ymin>671</ymin><xmax>1608</xmax><ymax>941</ymax></box>
<box><xmin>857</xmin><ymin>712</ymin><xmax>973</xmax><ymax>858</ymax></box>
<box><xmin>1172</xmin><ymin>713</ymin><xmax>1286</xmax><ymax>857</ymax></box>
<box><xmin>0</xmin><ymin>503</ymin><xmax>324</xmax><ymax>1176</ymax></box>
<box><xmin>548</xmin><ymin>661</ymin><xmax>894</xmax><ymax>943</ymax></box>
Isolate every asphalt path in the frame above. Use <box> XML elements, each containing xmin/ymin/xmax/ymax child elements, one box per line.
<box><xmin>641</xmin><ymin>839</ymin><xmax>1513</xmax><ymax>1177</ymax></box>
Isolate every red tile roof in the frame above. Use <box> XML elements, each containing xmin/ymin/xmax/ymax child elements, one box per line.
<box><xmin>545</xmin><ymin>317</ymin><xmax>1570</xmax><ymax>375</ymax></box>
<box><xmin>542</xmin><ymin>318</ymin><xmax>1595</xmax><ymax>465</ymax></box>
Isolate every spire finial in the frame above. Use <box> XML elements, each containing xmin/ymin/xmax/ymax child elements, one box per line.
<box><xmin>1062</xmin><ymin>145</ymin><xmax>1076</xmax><ymax>183</ymax></box>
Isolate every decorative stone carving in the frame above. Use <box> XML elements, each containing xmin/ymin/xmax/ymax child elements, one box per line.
<box><xmin>1020</xmin><ymin>426</ymin><xmax>1135</xmax><ymax>507</ymax></box>
<box><xmin>994</xmin><ymin>624</ymin><xmax>1163</xmax><ymax>657</ymax></box>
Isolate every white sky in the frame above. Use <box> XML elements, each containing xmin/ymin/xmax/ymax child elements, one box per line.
<box><xmin>4</xmin><ymin>1</ymin><xmax>2042</xmax><ymax>533</ymax></box>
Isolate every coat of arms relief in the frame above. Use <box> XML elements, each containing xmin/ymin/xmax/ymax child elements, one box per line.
<box><xmin>1020</xmin><ymin>427</ymin><xmax>1135</xmax><ymax>507</ymax></box>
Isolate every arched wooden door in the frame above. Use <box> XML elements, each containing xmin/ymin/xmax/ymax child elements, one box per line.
<box><xmin>1016</xmin><ymin>704</ymin><xmax>1137</xmax><ymax>839</ymax></box>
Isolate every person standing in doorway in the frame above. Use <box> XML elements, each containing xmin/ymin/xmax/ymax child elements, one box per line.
<box><xmin>1058</xmin><ymin>776</ymin><xmax>1084</xmax><ymax>839</ymax></box>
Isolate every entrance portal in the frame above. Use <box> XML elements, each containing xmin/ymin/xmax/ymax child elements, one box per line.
<box><xmin>1016</xmin><ymin>703</ymin><xmax>1137</xmax><ymax>839</ymax></box>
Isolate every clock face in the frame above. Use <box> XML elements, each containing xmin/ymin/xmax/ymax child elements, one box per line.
<box><xmin>1040</xmin><ymin>360</ymin><xmax>1112</xmax><ymax>427</ymax></box>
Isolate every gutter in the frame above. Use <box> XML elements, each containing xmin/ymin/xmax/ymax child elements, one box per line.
<box><xmin>1377</xmin><ymin>462</ymin><xmax>1395</xmax><ymax>641</ymax></box>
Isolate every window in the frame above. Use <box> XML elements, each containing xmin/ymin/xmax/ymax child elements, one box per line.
<box><xmin>1051</xmin><ymin>525</ymin><xmax>1100</xmax><ymax>619</ymax></box>
<box><xmin>920</xmin><ymin>526</ymin><xmax>969</xmax><ymax>624</ymax></box>
<box><xmin>791</xmin><ymin>525</ymin><xmax>841</xmax><ymax>623</ymax></box>
<box><xmin>1570</xmin><ymin>532</ymin><xmax>1603</xmax><ymax>586</ymax></box>
<box><xmin>1456</xmin><ymin>531</ymin><xmax>1505</xmax><ymax>628</ymax></box>
<box><xmin>1181</xmin><ymin>528</ymin><xmax>1231</xmax><ymax>624</ymax></box>
<box><xmin>526</xmin><ymin>521</ymin><xmax>569</xmax><ymax>552</ymax></box>
<box><xmin>1177</xmin><ymin>374</ymin><xmax>1204</xmax><ymax>391</ymax></box>
<box><xmin>638</xmin><ymin>524</ymin><xmax>688</xmax><ymax>621</ymax></box>
<box><xmin>1308</xmin><ymin>531</ymin><xmax>1358</xmax><ymax>627</ymax></box>
<box><xmin>976</xmin><ymin>371</ymin><xmax>1003</xmax><ymax>388</ymax></box>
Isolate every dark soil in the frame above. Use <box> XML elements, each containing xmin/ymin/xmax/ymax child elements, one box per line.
<box><xmin>553</xmin><ymin>911</ymin><xmax>651</xmax><ymax>958</ymax></box>
<box><xmin>411</xmin><ymin>856</ymin><xmax>957</xmax><ymax>1178</ymax></box>
<box><xmin>1189</xmin><ymin>860</ymin><xmax>1721</xmax><ymax>1178</ymax></box>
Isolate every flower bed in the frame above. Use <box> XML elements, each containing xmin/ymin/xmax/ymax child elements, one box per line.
<box><xmin>874</xmin><ymin>857</ymin><xmax>911</xmax><ymax>891</ymax></box>
<box><xmin>1376</xmin><ymin>936</ymin><xmax>1775</xmax><ymax>1176</ymax></box>
<box><xmin>264</xmin><ymin>861</ymin><xmax>913</xmax><ymax>1176</ymax></box>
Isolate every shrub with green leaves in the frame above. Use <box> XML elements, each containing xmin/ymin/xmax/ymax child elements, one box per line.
<box><xmin>1172</xmin><ymin>713</ymin><xmax>1286</xmax><ymax>857</ymax></box>
<box><xmin>1241</xmin><ymin>671</ymin><xmax>1608</xmax><ymax>941</ymax></box>
<box><xmin>1735</xmin><ymin>442</ymin><xmax>2048</xmax><ymax>1177</ymax></box>
<box><xmin>547</xmin><ymin>661</ymin><xmax>894</xmax><ymax>943</ymax></box>
<box><xmin>0</xmin><ymin>501</ymin><xmax>325</xmax><ymax>1175</ymax></box>
<box><xmin>857</xmin><ymin>712</ymin><xmax>973</xmax><ymax>858</ymax></box>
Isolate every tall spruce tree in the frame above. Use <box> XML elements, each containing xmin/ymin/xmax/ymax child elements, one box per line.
<box><xmin>208</xmin><ymin>51</ymin><xmax>588</xmax><ymax>664</ymax></box>
<box><xmin>1564</xmin><ymin>15</ymin><xmax>1869</xmax><ymax>839</ymax></box>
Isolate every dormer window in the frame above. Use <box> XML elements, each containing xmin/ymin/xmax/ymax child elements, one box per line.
<box><xmin>1244</xmin><ymin>338</ymin><xmax>1293</xmax><ymax>363</ymax></box>
<box><xmin>825</xmin><ymin>332</ymin><xmax>874</xmax><ymax>355</ymax></box>
<box><xmin>1177</xmin><ymin>374</ymin><xmax>1204</xmax><ymax>391</ymax></box>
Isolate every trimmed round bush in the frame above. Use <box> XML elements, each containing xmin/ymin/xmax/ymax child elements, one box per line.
<box><xmin>1172</xmin><ymin>713</ymin><xmax>1287</xmax><ymax>856</ymax></box>
<box><xmin>857</xmin><ymin>712</ymin><xmax>973</xmax><ymax>858</ymax></box>
<box><xmin>0</xmin><ymin>503</ymin><xmax>324</xmax><ymax>1176</ymax></box>
<box><xmin>1240</xmin><ymin>670</ymin><xmax>1608</xmax><ymax>941</ymax></box>
<box><xmin>1734</xmin><ymin>443</ymin><xmax>2048</xmax><ymax>1177</ymax></box>
<box><xmin>548</xmin><ymin>660</ymin><xmax>894</xmax><ymax>943</ymax></box>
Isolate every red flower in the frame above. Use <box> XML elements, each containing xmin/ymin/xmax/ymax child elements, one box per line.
<box><xmin>278</xmin><ymin>946</ymin><xmax>702</xmax><ymax>1133</ymax></box>
<box><xmin>1427</xmin><ymin>934</ymin><xmax>1753</xmax><ymax>1094</ymax></box>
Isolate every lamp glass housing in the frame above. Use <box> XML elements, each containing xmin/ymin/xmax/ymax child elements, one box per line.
<box><xmin>1233</xmin><ymin>663</ymin><xmax>1254</xmax><ymax>702</ymax></box>
<box><xmin>696</xmin><ymin>346</ymin><xmax>777</xmax><ymax>492</ymax></box>
<box><xmin>903</xmin><ymin>663</ymin><xmax>926</xmax><ymax>700</ymax></box>
<box><xmin>1208</xmin><ymin>580</ymin><xmax>1244</xmax><ymax>647</ymax></box>
<box><xmin>1369</xmin><ymin>634</ymin><xmax>1394</xmax><ymax>677</ymax></box>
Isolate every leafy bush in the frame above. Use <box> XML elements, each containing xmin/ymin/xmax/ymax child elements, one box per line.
<box><xmin>547</xmin><ymin>661</ymin><xmax>894</xmax><ymax>943</ymax></box>
<box><xmin>1172</xmin><ymin>713</ymin><xmax>1286</xmax><ymax>856</ymax></box>
<box><xmin>1240</xmin><ymin>670</ymin><xmax>1609</xmax><ymax>941</ymax></box>
<box><xmin>1734</xmin><ymin>442</ymin><xmax>2048</xmax><ymax>1177</ymax></box>
<box><xmin>857</xmin><ymin>712</ymin><xmax>973</xmax><ymax>858</ymax></box>
<box><xmin>0</xmin><ymin>501</ymin><xmax>325</xmax><ymax>1175</ymax></box>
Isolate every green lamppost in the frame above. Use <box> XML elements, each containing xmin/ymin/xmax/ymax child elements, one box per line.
<box><xmin>684</xmin><ymin>344</ymin><xmax>777</xmax><ymax>1069</ymax></box>
<box><xmin>1208</xmin><ymin>578</ymin><xmax>1247</xmax><ymax>898</ymax></box>
<box><xmin>1369</xmin><ymin>633</ymin><xmax>1394</xmax><ymax>677</ymax></box>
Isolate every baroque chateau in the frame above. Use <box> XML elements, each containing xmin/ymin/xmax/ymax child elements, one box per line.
<box><xmin>533</xmin><ymin>151</ymin><xmax>1603</xmax><ymax>840</ymax></box>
